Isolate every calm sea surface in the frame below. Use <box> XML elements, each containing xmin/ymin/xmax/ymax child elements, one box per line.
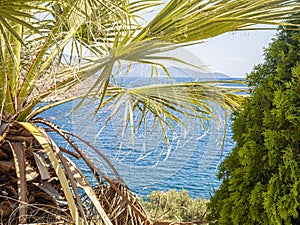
<box><xmin>40</xmin><ymin>78</ymin><xmax>242</xmax><ymax>199</ymax></box>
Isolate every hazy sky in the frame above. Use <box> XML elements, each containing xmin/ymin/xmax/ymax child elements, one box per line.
<box><xmin>187</xmin><ymin>30</ymin><xmax>277</xmax><ymax>78</ymax></box>
<box><xmin>146</xmin><ymin>2</ymin><xmax>278</xmax><ymax>78</ymax></box>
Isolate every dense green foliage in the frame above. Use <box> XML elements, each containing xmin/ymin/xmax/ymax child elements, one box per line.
<box><xmin>207</xmin><ymin>27</ymin><xmax>300</xmax><ymax>224</ymax></box>
<box><xmin>142</xmin><ymin>189</ymin><xmax>207</xmax><ymax>223</ymax></box>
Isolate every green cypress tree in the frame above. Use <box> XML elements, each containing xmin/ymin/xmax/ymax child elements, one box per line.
<box><xmin>208</xmin><ymin>27</ymin><xmax>300</xmax><ymax>225</ymax></box>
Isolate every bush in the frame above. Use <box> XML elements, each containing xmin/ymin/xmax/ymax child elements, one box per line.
<box><xmin>142</xmin><ymin>189</ymin><xmax>208</xmax><ymax>223</ymax></box>
<box><xmin>207</xmin><ymin>27</ymin><xmax>300</xmax><ymax>225</ymax></box>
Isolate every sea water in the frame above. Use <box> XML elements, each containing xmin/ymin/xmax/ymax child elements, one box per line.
<box><xmin>39</xmin><ymin>78</ymin><xmax>241</xmax><ymax>199</ymax></box>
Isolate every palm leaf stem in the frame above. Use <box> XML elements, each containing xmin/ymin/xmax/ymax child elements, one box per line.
<box><xmin>31</xmin><ymin>118</ymin><xmax>121</xmax><ymax>182</ymax></box>
<box><xmin>18</xmin><ymin>122</ymin><xmax>83</xmax><ymax>224</ymax></box>
<box><xmin>9</xmin><ymin>142</ymin><xmax>27</xmax><ymax>224</ymax></box>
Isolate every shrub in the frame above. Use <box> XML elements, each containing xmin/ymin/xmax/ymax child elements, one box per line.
<box><xmin>142</xmin><ymin>189</ymin><xmax>208</xmax><ymax>223</ymax></box>
<box><xmin>207</xmin><ymin>27</ymin><xmax>300</xmax><ymax>225</ymax></box>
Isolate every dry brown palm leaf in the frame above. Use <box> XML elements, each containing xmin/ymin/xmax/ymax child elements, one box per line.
<box><xmin>0</xmin><ymin>121</ymin><xmax>73</xmax><ymax>224</ymax></box>
<box><xmin>9</xmin><ymin>142</ymin><xmax>27</xmax><ymax>223</ymax></box>
<box><xmin>0</xmin><ymin>116</ymin><xmax>155</xmax><ymax>225</ymax></box>
<box><xmin>87</xmin><ymin>181</ymin><xmax>152</xmax><ymax>225</ymax></box>
<box><xmin>32</xmin><ymin>117</ymin><xmax>153</xmax><ymax>224</ymax></box>
<box><xmin>64</xmin><ymin>156</ymin><xmax>113</xmax><ymax>225</ymax></box>
<box><xmin>31</xmin><ymin>118</ymin><xmax>119</xmax><ymax>182</ymax></box>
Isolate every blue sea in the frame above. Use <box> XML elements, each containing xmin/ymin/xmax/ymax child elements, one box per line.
<box><xmin>40</xmin><ymin>77</ymin><xmax>242</xmax><ymax>200</ymax></box>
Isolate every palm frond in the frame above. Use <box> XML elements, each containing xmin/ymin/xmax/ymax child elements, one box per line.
<box><xmin>16</xmin><ymin>0</ymin><xmax>151</xmax><ymax>115</ymax></box>
<box><xmin>9</xmin><ymin>142</ymin><xmax>27</xmax><ymax>223</ymax></box>
<box><xmin>135</xmin><ymin>0</ymin><xmax>300</xmax><ymax>43</ymax></box>
<box><xmin>18</xmin><ymin>122</ymin><xmax>83</xmax><ymax>224</ymax></box>
<box><xmin>63</xmin><ymin>156</ymin><xmax>113</xmax><ymax>225</ymax></box>
<box><xmin>93</xmin><ymin>81</ymin><xmax>243</xmax><ymax>145</ymax></box>
<box><xmin>0</xmin><ymin>0</ymin><xmax>45</xmax><ymax>46</ymax></box>
<box><xmin>37</xmin><ymin>0</ymin><xmax>300</xmax><ymax>122</ymax></box>
<box><xmin>74</xmin><ymin>0</ymin><xmax>162</xmax><ymax>45</ymax></box>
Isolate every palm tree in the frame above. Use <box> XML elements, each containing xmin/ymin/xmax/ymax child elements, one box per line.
<box><xmin>0</xmin><ymin>0</ymin><xmax>299</xmax><ymax>224</ymax></box>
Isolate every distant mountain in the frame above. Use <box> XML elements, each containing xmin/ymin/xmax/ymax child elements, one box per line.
<box><xmin>62</xmin><ymin>54</ymin><xmax>230</xmax><ymax>79</ymax></box>
<box><xmin>43</xmin><ymin>62</ymin><xmax>230</xmax><ymax>101</ymax></box>
<box><xmin>166</xmin><ymin>67</ymin><xmax>229</xmax><ymax>79</ymax></box>
<box><xmin>114</xmin><ymin>63</ymin><xmax>230</xmax><ymax>80</ymax></box>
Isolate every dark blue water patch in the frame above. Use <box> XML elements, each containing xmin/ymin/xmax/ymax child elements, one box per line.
<box><xmin>130</xmin><ymin>130</ymin><xmax>234</xmax><ymax>199</ymax></box>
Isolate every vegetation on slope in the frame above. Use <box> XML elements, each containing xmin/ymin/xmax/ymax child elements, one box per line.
<box><xmin>208</xmin><ymin>25</ymin><xmax>300</xmax><ymax>225</ymax></box>
<box><xmin>142</xmin><ymin>190</ymin><xmax>208</xmax><ymax>224</ymax></box>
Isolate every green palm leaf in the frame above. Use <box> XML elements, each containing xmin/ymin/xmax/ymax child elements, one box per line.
<box><xmin>0</xmin><ymin>0</ymin><xmax>45</xmax><ymax>46</ymax></box>
<box><xmin>94</xmin><ymin>81</ymin><xmax>243</xmax><ymax>145</ymax></box>
<box><xmin>135</xmin><ymin>0</ymin><xmax>300</xmax><ymax>43</ymax></box>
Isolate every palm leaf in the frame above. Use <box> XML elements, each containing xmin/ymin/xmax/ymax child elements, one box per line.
<box><xmin>16</xmin><ymin>0</ymin><xmax>142</xmax><ymax>117</ymax></box>
<box><xmin>52</xmin><ymin>0</ymin><xmax>298</xmax><ymax>148</ymax></box>
<box><xmin>9</xmin><ymin>142</ymin><xmax>27</xmax><ymax>224</ymax></box>
<box><xmin>92</xmin><ymin>81</ymin><xmax>243</xmax><ymax>146</ymax></box>
<box><xmin>135</xmin><ymin>0</ymin><xmax>300</xmax><ymax>43</ymax></box>
<box><xmin>64</xmin><ymin>156</ymin><xmax>113</xmax><ymax>225</ymax></box>
<box><xmin>42</xmin><ymin>0</ymin><xmax>300</xmax><ymax>122</ymax></box>
<box><xmin>0</xmin><ymin>0</ymin><xmax>44</xmax><ymax>46</ymax></box>
<box><xmin>11</xmin><ymin>0</ymin><xmax>300</xmax><ymax>121</ymax></box>
<box><xmin>33</xmin><ymin>117</ymin><xmax>121</xmax><ymax>180</ymax></box>
<box><xmin>18</xmin><ymin>122</ymin><xmax>83</xmax><ymax>225</ymax></box>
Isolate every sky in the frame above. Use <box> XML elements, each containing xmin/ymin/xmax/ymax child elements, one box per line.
<box><xmin>145</xmin><ymin>2</ymin><xmax>278</xmax><ymax>78</ymax></box>
<box><xmin>187</xmin><ymin>30</ymin><xmax>277</xmax><ymax>78</ymax></box>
